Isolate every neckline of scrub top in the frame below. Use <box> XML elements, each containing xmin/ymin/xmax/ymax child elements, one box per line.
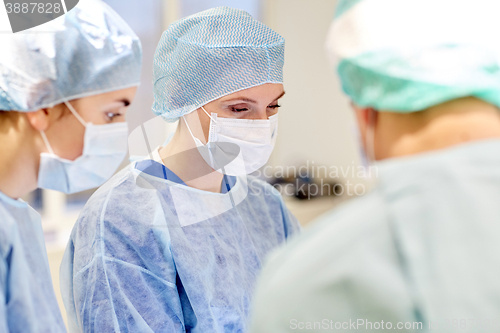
<box><xmin>376</xmin><ymin>138</ymin><xmax>500</xmax><ymax>170</ymax></box>
<box><xmin>0</xmin><ymin>189</ymin><xmax>28</xmax><ymax>208</ymax></box>
<box><xmin>134</xmin><ymin>147</ymin><xmax>237</xmax><ymax>194</ymax></box>
<box><xmin>374</xmin><ymin>138</ymin><xmax>500</xmax><ymax>190</ymax></box>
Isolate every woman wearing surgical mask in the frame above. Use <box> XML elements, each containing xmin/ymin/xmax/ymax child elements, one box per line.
<box><xmin>61</xmin><ymin>7</ymin><xmax>301</xmax><ymax>333</ymax></box>
<box><xmin>0</xmin><ymin>1</ymin><xmax>142</xmax><ymax>332</ymax></box>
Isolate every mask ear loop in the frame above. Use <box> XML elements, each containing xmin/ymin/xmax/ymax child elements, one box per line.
<box><xmin>63</xmin><ymin>100</ymin><xmax>87</xmax><ymax>126</ymax></box>
<box><xmin>202</xmin><ymin>106</ymin><xmax>231</xmax><ymax>174</ymax></box>
<box><xmin>200</xmin><ymin>106</ymin><xmax>217</xmax><ymax>123</ymax></box>
<box><xmin>40</xmin><ymin>131</ymin><xmax>55</xmax><ymax>155</ymax></box>
<box><xmin>182</xmin><ymin>110</ymin><xmax>217</xmax><ymax>169</ymax></box>
<box><xmin>182</xmin><ymin>106</ymin><xmax>216</xmax><ymax>142</ymax></box>
<box><xmin>182</xmin><ymin>116</ymin><xmax>198</xmax><ymax>142</ymax></box>
<box><xmin>201</xmin><ymin>106</ymin><xmax>233</xmax><ymax>196</ymax></box>
<box><xmin>53</xmin><ymin>88</ymin><xmax>86</xmax><ymax>126</ymax></box>
<box><xmin>39</xmin><ymin>100</ymin><xmax>86</xmax><ymax>157</ymax></box>
<box><xmin>199</xmin><ymin>106</ymin><xmax>219</xmax><ymax>169</ymax></box>
<box><xmin>200</xmin><ymin>106</ymin><xmax>220</xmax><ymax>155</ymax></box>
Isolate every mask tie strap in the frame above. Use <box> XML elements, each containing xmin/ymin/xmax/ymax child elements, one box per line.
<box><xmin>200</xmin><ymin>106</ymin><xmax>217</xmax><ymax>123</ymax></box>
<box><xmin>184</xmin><ymin>108</ymin><xmax>217</xmax><ymax>169</ymax></box>
<box><xmin>183</xmin><ymin>106</ymin><xmax>217</xmax><ymax>143</ymax></box>
<box><xmin>182</xmin><ymin>115</ymin><xmax>198</xmax><ymax>141</ymax></box>
<box><xmin>182</xmin><ymin>114</ymin><xmax>212</xmax><ymax>165</ymax></box>
<box><xmin>182</xmin><ymin>115</ymin><xmax>217</xmax><ymax>169</ymax></box>
<box><xmin>64</xmin><ymin>100</ymin><xmax>87</xmax><ymax>126</ymax></box>
<box><xmin>40</xmin><ymin>131</ymin><xmax>55</xmax><ymax>155</ymax></box>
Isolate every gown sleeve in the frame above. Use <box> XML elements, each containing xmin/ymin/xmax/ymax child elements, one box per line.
<box><xmin>61</xmin><ymin>244</ymin><xmax>185</xmax><ymax>333</ymax></box>
<box><xmin>0</xmin><ymin>253</ymin><xmax>9</xmax><ymax>333</ymax></box>
<box><xmin>60</xmin><ymin>184</ymin><xmax>186</xmax><ymax>333</ymax></box>
<box><xmin>278</xmin><ymin>193</ymin><xmax>302</xmax><ymax>240</ymax></box>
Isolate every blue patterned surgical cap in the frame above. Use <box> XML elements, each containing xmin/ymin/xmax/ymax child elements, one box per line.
<box><xmin>0</xmin><ymin>0</ymin><xmax>142</xmax><ymax>112</ymax></box>
<box><xmin>152</xmin><ymin>6</ymin><xmax>285</xmax><ymax>122</ymax></box>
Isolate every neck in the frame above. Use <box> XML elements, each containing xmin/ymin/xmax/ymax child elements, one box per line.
<box><xmin>158</xmin><ymin>123</ymin><xmax>224</xmax><ymax>193</ymax></box>
<box><xmin>377</xmin><ymin>97</ymin><xmax>500</xmax><ymax>159</ymax></box>
<box><xmin>0</xmin><ymin>114</ymin><xmax>40</xmax><ymax>199</ymax></box>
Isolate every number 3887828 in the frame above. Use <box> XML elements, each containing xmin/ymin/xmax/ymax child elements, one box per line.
<box><xmin>5</xmin><ymin>2</ymin><xmax>62</xmax><ymax>14</ymax></box>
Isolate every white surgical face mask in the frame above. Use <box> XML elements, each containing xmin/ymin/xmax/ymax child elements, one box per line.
<box><xmin>183</xmin><ymin>106</ymin><xmax>278</xmax><ymax>176</ymax></box>
<box><xmin>37</xmin><ymin>101</ymin><xmax>129</xmax><ymax>194</ymax></box>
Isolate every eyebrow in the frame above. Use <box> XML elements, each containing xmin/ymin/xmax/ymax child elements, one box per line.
<box><xmin>274</xmin><ymin>91</ymin><xmax>286</xmax><ymax>101</ymax></box>
<box><xmin>103</xmin><ymin>99</ymin><xmax>131</xmax><ymax>111</ymax></box>
<box><xmin>221</xmin><ymin>91</ymin><xmax>286</xmax><ymax>104</ymax></box>
<box><xmin>119</xmin><ymin>99</ymin><xmax>131</xmax><ymax>107</ymax></box>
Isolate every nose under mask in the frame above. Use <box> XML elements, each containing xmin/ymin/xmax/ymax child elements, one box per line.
<box><xmin>183</xmin><ymin>106</ymin><xmax>278</xmax><ymax>176</ymax></box>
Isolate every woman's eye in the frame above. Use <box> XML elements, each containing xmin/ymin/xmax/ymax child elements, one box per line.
<box><xmin>230</xmin><ymin>106</ymin><xmax>249</xmax><ymax>112</ymax></box>
<box><xmin>106</xmin><ymin>112</ymin><xmax>121</xmax><ymax>121</ymax></box>
<box><xmin>268</xmin><ymin>104</ymin><xmax>281</xmax><ymax>109</ymax></box>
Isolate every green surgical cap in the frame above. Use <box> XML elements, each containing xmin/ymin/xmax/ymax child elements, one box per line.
<box><xmin>327</xmin><ymin>0</ymin><xmax>500</xmax><ymax>112</ymax></box>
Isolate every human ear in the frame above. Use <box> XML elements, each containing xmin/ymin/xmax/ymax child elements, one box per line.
<box><xmin>25</xmin><ymin>109</ymin><xmax>50</xmax><ymax>132</ymax></box>
<box><xmin>25</xmin><ymin>104</ymin><xmax>66</xmax><ymax>132</ymax></box>
<box><xmin>352</xmin><ymin>103</ymin><xmax>378</xmax><ymax>131</ymax></box>
<box><xmin>351</xmin><ymin>104</ymin><xmax>368</xmax><ymax>142</ymax></box>
<box><xmin>351</xmin><ymin>104</ymin><xmax>379</xmax><ymax>158</ymax></box>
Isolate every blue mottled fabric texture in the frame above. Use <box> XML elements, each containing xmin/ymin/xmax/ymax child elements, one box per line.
<box><xmin>61</xmin><ymin>161</ymin><xmax>301</xmax><ymax>332</ymax></box>
<box><xmin>250</xmin><ymin>140</ymin><xmax>500</xmax><ymax>333</ymax></box>
<box><xmin>152</xmin><ymin>6</ymin><xmax>285</xmax><ymax>122</ymax></box>
<box><xmin>0</xmin><ymin>0</ymin><xmax>142</xmax><ymax>112</ymax></box>
<box><xmin>0</xmin><ymin>191</ymin><xmax>66</xmax><ymax>333</ymax></box>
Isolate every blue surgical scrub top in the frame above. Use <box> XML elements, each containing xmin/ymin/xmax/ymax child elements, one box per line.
<box><xmin>249</xmin><ymin>139</ymin><xmax>500</xmax><ymax>333</ymax></box>
<box><xmin>0</xmin><ymin>191</ymin><xmax>66</xmax><ymax>333</ymax></box>
<box><xmin>61</xmin><ymin>156</ymin><xmax>301</xmax><ymax>333</ymax></box>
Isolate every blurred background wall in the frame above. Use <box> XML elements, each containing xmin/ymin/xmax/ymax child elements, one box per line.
<box><xmin>263</xmin><ymin>0</ymin><xmax>361</xmax><ymax>181</ymax></box>
<box><xmin>42</xmin><ymin>0</ymin><xmax>366</xmax><ymax>326</ymax></box>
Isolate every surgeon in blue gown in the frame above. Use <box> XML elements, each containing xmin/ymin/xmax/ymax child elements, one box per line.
<box><xmin>60</xmin><ymin>7</ymin><xmax>301</xmax><ymax>333</ymax></box>
<box><xmin>0</xmin><ymin>1</ymin><xmax>142</xmax><ymax>332</ymax></box>
<box><xmin>249</xmin><ymin>1</ymin><xmax>500</xmax><ymax>332</ymax></box>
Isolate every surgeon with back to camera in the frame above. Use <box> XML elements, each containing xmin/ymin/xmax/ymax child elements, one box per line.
<box><xmin>250</xmin><ymin>0</ymin><xmax>500</xmax><ymax>332</ymax></box>
<box><xmin>61</xmin><ymin>6</ymin><xmax>301</xmax><ymax>333</ymax></box>
<box><xmin>0</xmin><ymin>0</ymin><xmax>142</xmax><ymax>332</ymax></box>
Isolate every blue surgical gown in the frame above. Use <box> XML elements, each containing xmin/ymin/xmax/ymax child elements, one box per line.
<box><xmin>60</xmin><ymin>158</ymin><xmax>301</xmax><ymax>332</ymax></box>
<box><xmin>249</xmin><ymin>139</ymin><xmax>500</xmax><ymax>333</ymax></box>
<box><xmin>0</xmin><ymin>191</ymin><xmax>66</xmax><ymax>333</ymax></box>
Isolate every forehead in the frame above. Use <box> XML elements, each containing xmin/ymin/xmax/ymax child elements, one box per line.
<box><xmin>219</xmin><ymin>84</ymin><xmax>284</xmax><ymax>101</ymax></box>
